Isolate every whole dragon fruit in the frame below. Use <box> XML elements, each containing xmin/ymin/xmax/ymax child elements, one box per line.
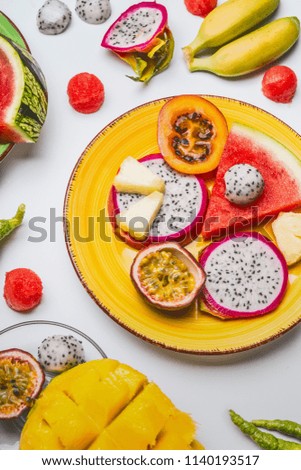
<box><xmin>199</xmin><ymin>232</ymin><xmax>288</xmax><ymax>319</ymax></box>
<box><xmin>101</xmin><ymin>2</ymin><xmax>174</xmax><ymax>83</ymax></box>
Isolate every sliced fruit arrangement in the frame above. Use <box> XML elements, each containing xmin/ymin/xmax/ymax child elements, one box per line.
<box><xmin>183</xmin><ymin>0</ymin><xmax>280</xmax><ymax>59</ymax></box>
<box><xmin>131</xmin><ymin>242</ymin><xmax>206</xmax><ymax>311</ymax></box>
<box><xmin>20</xmin><ymin>358</ymin><xmax>203</xmax><ymax>450</ymax></box>
<box><xmin>108</xmin><ymin>153</ymin><xmax>208</xmax><ymax>248</ymax></box>
<box><xmin>272</xmin><ymin>212</ymin><xmax>301</xmax><ymax>266</ymax></box>
<box><xmin>0</xmin><ymin>34</ymin><xmax>47</xmax><ymax>143</ymax></box>
<box><xmin>202</xmin><ymin>123</ymin><xmax>301</xmax><ymax>240</ymax></box>
<box><xmin>158</xmin><ymin>95</ymin><xmax>228</xmax><ymax>175</ymax></box>
<box><xmin>0</xmin><ymin>349</ymin><xmax>45</xmax><ymax>419</ymax></box>
<box><xmin>187</xmin><ymin>17</ymin><xmax>300</xmax><ymax>77</ymax></box>
<box><xmin>199</xmin><ymin>232</ymin><xmax>288</xmax><ymax>319</ymax></box>
<box><xmin>101</xmin><ymin>2</ymin><xmax>174</xmax><ymax>83</ymax></box>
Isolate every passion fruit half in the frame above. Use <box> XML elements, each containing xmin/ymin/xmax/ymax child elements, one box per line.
<box><xmin>131</xmin><ymin>242</ymin><xmax>206</xmax><ymax>311</ymax></box>
<box><xmin>0</xmin><ymin>348</ymin><xmax>45</xmax><ymax>419</ymax></box>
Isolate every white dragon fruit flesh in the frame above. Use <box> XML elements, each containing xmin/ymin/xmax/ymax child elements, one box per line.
<box><xmin>101</xmin><ymin>1</ymin><xmax>168</xmax><ymax>52</ymax></box>
<box><xmin>110</xmin><ymin>154</ymin><xmax>208</xmax><ymax>248</ymax></box>
<box><xmin>224</xmin><ymin>163</ymin><xmax>265</xmax><ymax>206</ymax></box>
<box><xmin>199</xmin><ymin>232</ymin><xmax>288</xmax><ymax>319</ymax></box>
<box><xmin>75</xmin><ymin>0</ymin><xmax>111</xmax><ymax>25</ymax></box>
<box><xmin>101</xmin><ymin>2</ymin><xmax>174</xmax><ymax>83</ymax></box>
<box><xmin>38</xmin><ymin>335</ymin><xmax>85</xmax><ymax>372</ymax></box>
<box><xmin>37</xmin><ymin>0</ymin><xmax>72</xmax><ymax>35</ymax></box>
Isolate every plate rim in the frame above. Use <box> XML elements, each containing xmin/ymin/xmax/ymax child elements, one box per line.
<box><xmin>0</xmin><ymin>10</ymin><xmax>31</xmax><ymax>163</ymax></box>
<box><xmin>63</xmin><ymin>94</ymin><xmax>301</xmax><ymax>356</ymax></box>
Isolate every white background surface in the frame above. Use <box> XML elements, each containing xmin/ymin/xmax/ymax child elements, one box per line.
<box><xmin>0</xmin><ymin>0</ymin><xmax>301</xmax><ymax>450</ymax></box>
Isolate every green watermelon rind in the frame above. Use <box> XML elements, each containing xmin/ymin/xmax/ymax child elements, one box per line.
<box><xmin>0</xmin><ymin>34</ymin><xmax>47</xmax><ymax>143</ymax></box>
<box><xmin>231</xmin><ymin>123</ymin><xmax>301</xmax><ymax>187</ymax></box>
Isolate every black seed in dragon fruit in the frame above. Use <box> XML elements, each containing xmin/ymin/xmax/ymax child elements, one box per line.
<box><xmin>199</xmin><ymin>232</ymin><xmax>288</xmax><ymax>319</ymax></box>
<box><xmin>37</xmin><ymin>0</ymin><xmax>72</xmax><ymax>35</ymax></box>
<box><xmin>75</xmin><ymin>0</ymin><xmax>111</xmax><ymax>25</ymax></box>
<box><xmin>101</xmin><ymin>2</ymin><xmax>174</xmax><ymax>83</ymax></box>
<box><xmin>224</xmin><ymin>163</ymin><xmax>265</xmax><ymax>206</ymax></box>
<box><xmin>111</xmin><ymin>154</ymin><xmax>208</xmax><ymax>247</ymax></box>
<box><xmin>38</xmin><ymin>335</ymin><xmax>85</xmax><ymax>372</ymax></box>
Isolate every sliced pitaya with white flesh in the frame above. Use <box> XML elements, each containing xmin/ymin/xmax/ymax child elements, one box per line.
<box><xmin>108</xmin><ymin>154</ymin><xmax>208</xmax><ymax>249</ymax></box>
<box><xmin>199</xmin><ymin>232</ymin><xmax>288</xmax><ymax>319</ymax></box>
<box><xmin>38</xmin><ymin>335</ymin><xmax>85</xmax><ymax>372</ymax></box>
<box><xmin>75</xmin><ymin>0</ymin><xmax>111</xmax><ymax>25</ymax></box>
<box><xmin>37</xmin><ymin>0</ymin><xmax>72</xmax><ymax>35</ymax></box>
<box><xmin>101</xmin><ymin>2</ymin><xmax>174</xmax><ymax>83</ymax></box>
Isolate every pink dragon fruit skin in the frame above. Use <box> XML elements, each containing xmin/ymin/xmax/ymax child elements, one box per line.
<box><xmin>101</xmin><ymin>1</ymin><xmax>168</xmax><ymax>53</ymax></box>
<box><xmin>199</xmin><ymin>232</ymin><xmax>288</xmax><ymax>319</ymax></box>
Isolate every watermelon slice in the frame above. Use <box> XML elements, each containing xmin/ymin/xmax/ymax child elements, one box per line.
<box><xmin>0</xmin><ymin>34</ymin><xmax>47</xmax><ymax>144</ymax></box>
<box><xmin>202</xmin><ymin>123</ymin><xmax>301</xmax><ymax>239</ymax></box>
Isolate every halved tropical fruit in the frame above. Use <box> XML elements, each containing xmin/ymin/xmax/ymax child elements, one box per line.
<box><xmin>0</xmin><ymin>34</ymin><xmax>47</xmax><ymax>143</ymax></box>
<box><xmin>0</xmin><ymin>349</ymin><xmax>45</xmax><ymax>419</ymax></box>
<box><xmin>158</xmin><ymin>95</ymin><xmax>228</xmax><ymax>174</ymax></box>
<box><xmin>20</xmin><ymin>358</ymin><xmax>203</xmax><ymax>450</ymax></box>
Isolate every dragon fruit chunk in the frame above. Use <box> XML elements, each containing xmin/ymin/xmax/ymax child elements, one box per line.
<box><xmin>37</xmin><ymin>0</ymin><xmax>72</xmax><ymax>35</ymax></box>
<box><xmin>101</xmin><ymin>1</ymin><xmax>167</xmax><ymax>52</ymax></box>
<box><xmin>75</xmin><ymin>0</ymin><xmax>111</xmax><ymax>25</ymax></box>
<box><xmin>101</xmin><ymin>2</ymin><xmax>174</xmax><ymax>83</ymax></box>
<box><xmin>199</xmin><ymin>232</ymin><xmax>288</xmax><ymax>319</ymax></box>
<box><xmin>224</xmin><ymin>163</ymin><xmax>265</xmax><ymax>206</ymax></box>
<box><xmin>38</xmin><ymin>335</ymin><xmax>85</xmax><ymax>372</ymax></box>
<box><xmin>109</xmin><ymin>154</ymin><xmax>208</xmax><ymax>248</ymax></box>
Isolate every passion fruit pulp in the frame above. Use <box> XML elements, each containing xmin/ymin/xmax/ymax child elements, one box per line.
<box><xmin>158</xmin><ymin>95</ymin><xmax>228</xmax><ymax>175</ymax></box>
<box><xmin>0</xmin><ymin>349</ymin><xmax>45</xmax><ymax>419</ymax></box>
<box><xmin>131</xmin><ymin>242</ymin><xmax>206</xmax><ymax>311</ymax></box>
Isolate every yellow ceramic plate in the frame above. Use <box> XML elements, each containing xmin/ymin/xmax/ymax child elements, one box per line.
<box><xmin>64</xmin><ymin>96</ymin><xmax>301</xmax><ymax>355</ymax></box>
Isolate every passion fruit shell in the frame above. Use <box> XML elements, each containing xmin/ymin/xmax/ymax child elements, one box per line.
<box><xmin>131</xmin><ymin>241</ymin><xmax>206</xmax><ymax>311</ymax></box>
<box><xmin>0</xmin><ymin>348</ymin><xmax>45</xmax><ymax>419</ymax></box>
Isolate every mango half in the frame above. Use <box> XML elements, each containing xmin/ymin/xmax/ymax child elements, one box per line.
<box><xmin>20</xmin><ymin>359</ymin><xmax>203</xmax><ymax>450</ymax></box>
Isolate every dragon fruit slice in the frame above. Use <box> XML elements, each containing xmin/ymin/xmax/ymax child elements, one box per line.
<box><xmin>101</xmin><ymin>2</ymin><xmax>174</xmax><ymax>83</ymax></box>
<box><xmin>199</xmin><ymin>232</ymin><xmax>288</xmax><ymax>319</ymax></box>
<box><xmin>108</xmin><ymin>154</ymin><xmax>208</xmax><ymax>249</ymax></box>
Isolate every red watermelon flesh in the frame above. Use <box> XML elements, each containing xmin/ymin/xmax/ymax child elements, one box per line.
<box><xmin>202</xmin><ymin>123</ymin><xmax>301</xmax><ymax>239</ymax></box>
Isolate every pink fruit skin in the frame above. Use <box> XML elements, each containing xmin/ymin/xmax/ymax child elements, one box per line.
<box><xmin>110</xmin><ymin>153</ymin><xmax>208</xmax><ymax>247</ymax></box>
<box><xmin>262</xmin><ymin>66</ymin><xmax>298</xmax><ymax>103</ymax></box>
<box><xmin>199</xmin><ymin>232</ymin><xmax>288</xmax><ymax>319</ymax></box>
<box><xmin>101</xmin><ymin>2</ymin><xmax>168</xmax><ymax>53</ymax></box>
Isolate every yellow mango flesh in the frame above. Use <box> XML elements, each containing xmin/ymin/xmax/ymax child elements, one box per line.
<box><xmin>20</xmin><ymin>359</ymin><xmax>202</xmax><ymax>450</ymax></box>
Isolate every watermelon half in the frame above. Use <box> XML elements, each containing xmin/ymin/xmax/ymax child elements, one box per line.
<box><xmin>0</xmin><ymin>34</ymin><xmax>47</xmax><ymax>144</ymax></box>
<box><xmin>202</xmin><ymin>123</ymin><xmax>301</xmax><ymax>239</ymax></box>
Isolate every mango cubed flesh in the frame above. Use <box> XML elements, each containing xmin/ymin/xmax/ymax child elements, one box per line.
<box><xmin>153</xmin><ymin>410</ymin><xmax>196</xmax><ymax>450</ymax></box>
<box><xmin>89</xmin><ymin>383</ymin><xmax>175</xmax><ymax>450</ymax></box>
<box><xmin>65</xmin><ymin>364</ymin><xmax>147</xmax><ymax>430</ymax></box>
<box><xmin>20</xmin><ymin>411</ymin><xmax>63</xmax><ymax>450</ymax></box>
<box><xmin>20</xmin><ymin>359</ymin><xmax>202</xmax><ymax>450</ymax></box>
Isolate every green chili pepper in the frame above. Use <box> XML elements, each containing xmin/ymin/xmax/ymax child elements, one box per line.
<box><xmin>252</xmin><ymin>419</ymin><xmax>301</xmax><ymax>440</ymax></box>
<box><xmin>0</xmin><ymin>204</ymin><xmax>26</xmax><ymax>242</ymax></box>
<box><xmin>229</xmin><ymin>410</ymin><xmax>301</xmax><ymax>450</ymax></box>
